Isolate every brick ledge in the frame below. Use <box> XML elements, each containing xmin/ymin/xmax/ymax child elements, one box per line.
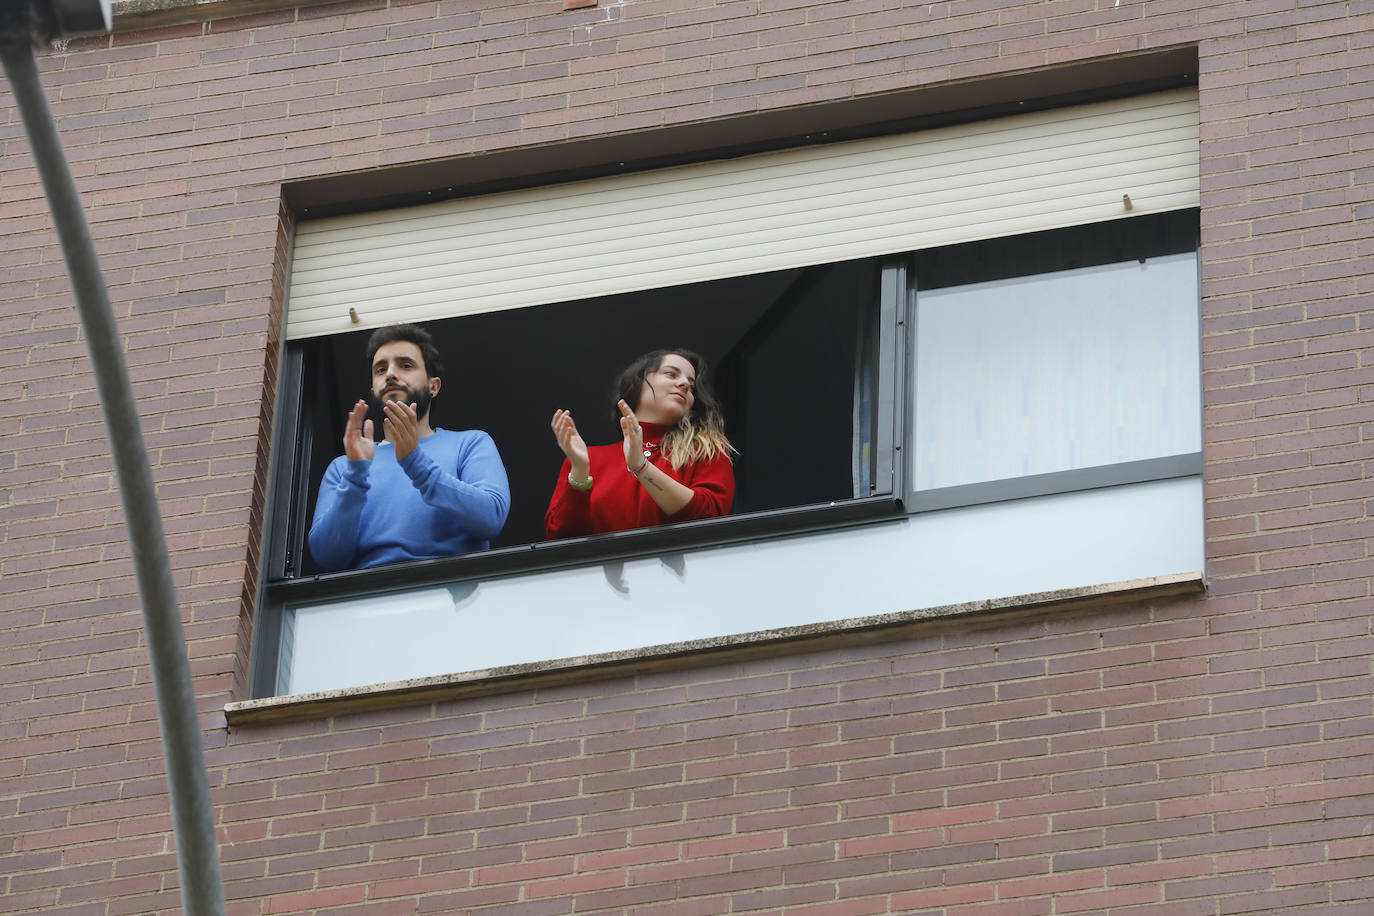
<box><xmin>226</xmin><ymin>572</ymin><xmax>1205</xmax><ymax>726</ymax></box>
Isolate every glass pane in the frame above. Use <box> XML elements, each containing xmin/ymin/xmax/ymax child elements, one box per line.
<box><xmin>914</xmin><ymin>251</ymin><xmax>1199</xmax><ymax>490</ymax></box>
<box><xmin>280</xmin><ymin>477</ymin><xmax>1203</xmax><ymax>695</ymax></box>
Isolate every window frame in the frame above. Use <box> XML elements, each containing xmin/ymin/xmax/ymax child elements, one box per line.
<box><xmin>250</xmin><ymin>60</ymin><xmax>1207</xmax><ymax>696</ymax></box>
<box><xmin>897</xmin><ymin>233</ymin><xmax>1206</xmax><ymax>513</ymax></box>
<box><xmin>250</xmin><ymin>218</ymin><xmax>1203</xmax><ymax>699</ymax></box>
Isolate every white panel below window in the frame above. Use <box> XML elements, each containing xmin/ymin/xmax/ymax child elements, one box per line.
<box><xmin>279</xmin><ymin>477</ymin><xmax>1203</xmax><ymax>695</ymax></box>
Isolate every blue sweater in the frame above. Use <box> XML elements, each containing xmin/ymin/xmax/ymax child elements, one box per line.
<box><xmin>308</xmin><ymin>429</ymin><xmax>510</xmax><ymax>571</ymax></box>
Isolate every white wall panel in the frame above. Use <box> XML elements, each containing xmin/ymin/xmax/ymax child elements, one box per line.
<box><xmin>286</xmin><ymin>89</ymin><xmax>1200</xmax><ymax>339</ymax></box>
<box><xmin>280</xmin><ymin>477</ymin><xmax>1205</xmax><ymax>695</ymax></box>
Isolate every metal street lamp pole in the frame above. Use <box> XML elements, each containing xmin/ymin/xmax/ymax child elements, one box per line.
<box><xmin>0</xmin><ymin>2</ymin><xmax>226</xmax><ymax>912</ymax></box>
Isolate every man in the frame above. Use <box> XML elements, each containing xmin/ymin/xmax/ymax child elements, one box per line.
<box><xmin>308</xmin><ymin>323</ymin><xmax>510</xmax><ymax>571</ymax></box>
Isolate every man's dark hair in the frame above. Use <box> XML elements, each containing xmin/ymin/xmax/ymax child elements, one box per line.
<box><xmin>365</xmin><ymin>323</ymin><xmax>444</xmax><ymax>379</ymax></box>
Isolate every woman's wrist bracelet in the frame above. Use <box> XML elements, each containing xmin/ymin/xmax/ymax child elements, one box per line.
<box><xmin>628</xmin><ymin>455</ymin><xmax>649</xmax><ymax>476</ymax></box>
<box><xmin>568</xmin><ymin>471</ymin><xmax>593</xmax><ymax>491</ymax></box>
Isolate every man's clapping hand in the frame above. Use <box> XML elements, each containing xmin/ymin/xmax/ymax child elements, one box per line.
<box><xmin>343</xmin><ymin>400</ymin><xmax>375</xmax><ymax>461</ymax></box>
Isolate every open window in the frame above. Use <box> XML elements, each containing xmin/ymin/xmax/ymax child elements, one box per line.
<box><xmin>283</xmin><ymin>258</ymin><xmax>877</xmax><ymax>570</ymax></box>
<box><xmin>253</xmin><ymin>90</ymin><xmax>1205</xmax><ymax>698</ymax></box>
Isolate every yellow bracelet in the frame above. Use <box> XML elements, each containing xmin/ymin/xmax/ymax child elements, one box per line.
<box><xmin>568</xmin><ymin>471</ymin><xmax>593</xmax><ymax>491</ymax></box>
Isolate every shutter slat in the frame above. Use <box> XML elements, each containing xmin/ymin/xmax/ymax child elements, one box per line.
<box><xmin>287</xmin><ymin>89</ymin><xmax>1199</xmax><ymax>339</ymax></box>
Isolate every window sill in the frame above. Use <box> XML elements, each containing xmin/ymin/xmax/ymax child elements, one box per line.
<box><xmin>227</xmin><ymin>571</ymin><xmax>1204</xmax><ymax>726</ymax></box>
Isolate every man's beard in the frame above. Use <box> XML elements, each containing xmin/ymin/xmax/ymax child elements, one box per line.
<box><xmin>368</xmin><ymin>385</ymin><xmax>433</xmax><ymax>433</ymax></box>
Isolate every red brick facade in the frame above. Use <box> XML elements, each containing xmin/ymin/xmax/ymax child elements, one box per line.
<box><xmin>2</xmin><ymin>0</ymin><xmax>1372</xmax><ymax>912</ymax></box>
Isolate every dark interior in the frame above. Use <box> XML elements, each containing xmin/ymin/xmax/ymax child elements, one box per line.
<box><xmin>294</xmin><ymin>259</ymin><xmax>873</xmax><ymax>573</ymax></box>
<box><xmin>914</xmin><ymin>209</ymin><xmax>1197</xmax><ymax>289</ymax></box>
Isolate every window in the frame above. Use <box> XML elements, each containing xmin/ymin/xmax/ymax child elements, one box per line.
<box><xmin>252</xmin><ymin>91</ymin><xmax>1204</xmax><ymax>698</ymax></box>
<box><xmin>908</xmin><ymin>215</ymin><xmax>1202</xmax><ymax>507</ymax></box>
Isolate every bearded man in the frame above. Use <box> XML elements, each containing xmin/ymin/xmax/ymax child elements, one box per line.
<box><xmin>308</xmin><ymin>323</ymin><xmax>510</xmax><ymax>571</ymax></box>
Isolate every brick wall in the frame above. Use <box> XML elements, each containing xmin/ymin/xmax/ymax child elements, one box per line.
<box><xmin>2</xmin><ymin>0</ymin><xmax>1371</xmax><ymax>912</ymax></box>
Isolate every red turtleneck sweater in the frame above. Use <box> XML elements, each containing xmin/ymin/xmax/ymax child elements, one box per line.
<box><xmin>544</xmin><ymin>421</ymin><xmax>735</xmax><ymax>540</ymax></box>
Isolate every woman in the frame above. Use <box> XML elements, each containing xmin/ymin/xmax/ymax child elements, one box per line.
<box><xmin>545</xmin><ymin>349</ymin><xmax>735</xmax><ymax>540</ymax></box>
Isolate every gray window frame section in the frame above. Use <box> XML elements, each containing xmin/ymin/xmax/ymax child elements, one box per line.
<box><xmin>905</xmin><ymin>453</ymin><xmax>1203</xmax><ymax>513</ymax></box>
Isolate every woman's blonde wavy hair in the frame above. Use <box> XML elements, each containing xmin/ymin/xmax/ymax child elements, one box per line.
<box><xmin>614</xmin><ymin>349</ymin><xmax>734</xmax><ymax>472</ymax></box>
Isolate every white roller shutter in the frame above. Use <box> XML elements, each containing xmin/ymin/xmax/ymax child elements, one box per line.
<box><xmin>286</xmin><ymin>88</ymin><xmax>1199</xmax><ymax>340</ymax></box>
